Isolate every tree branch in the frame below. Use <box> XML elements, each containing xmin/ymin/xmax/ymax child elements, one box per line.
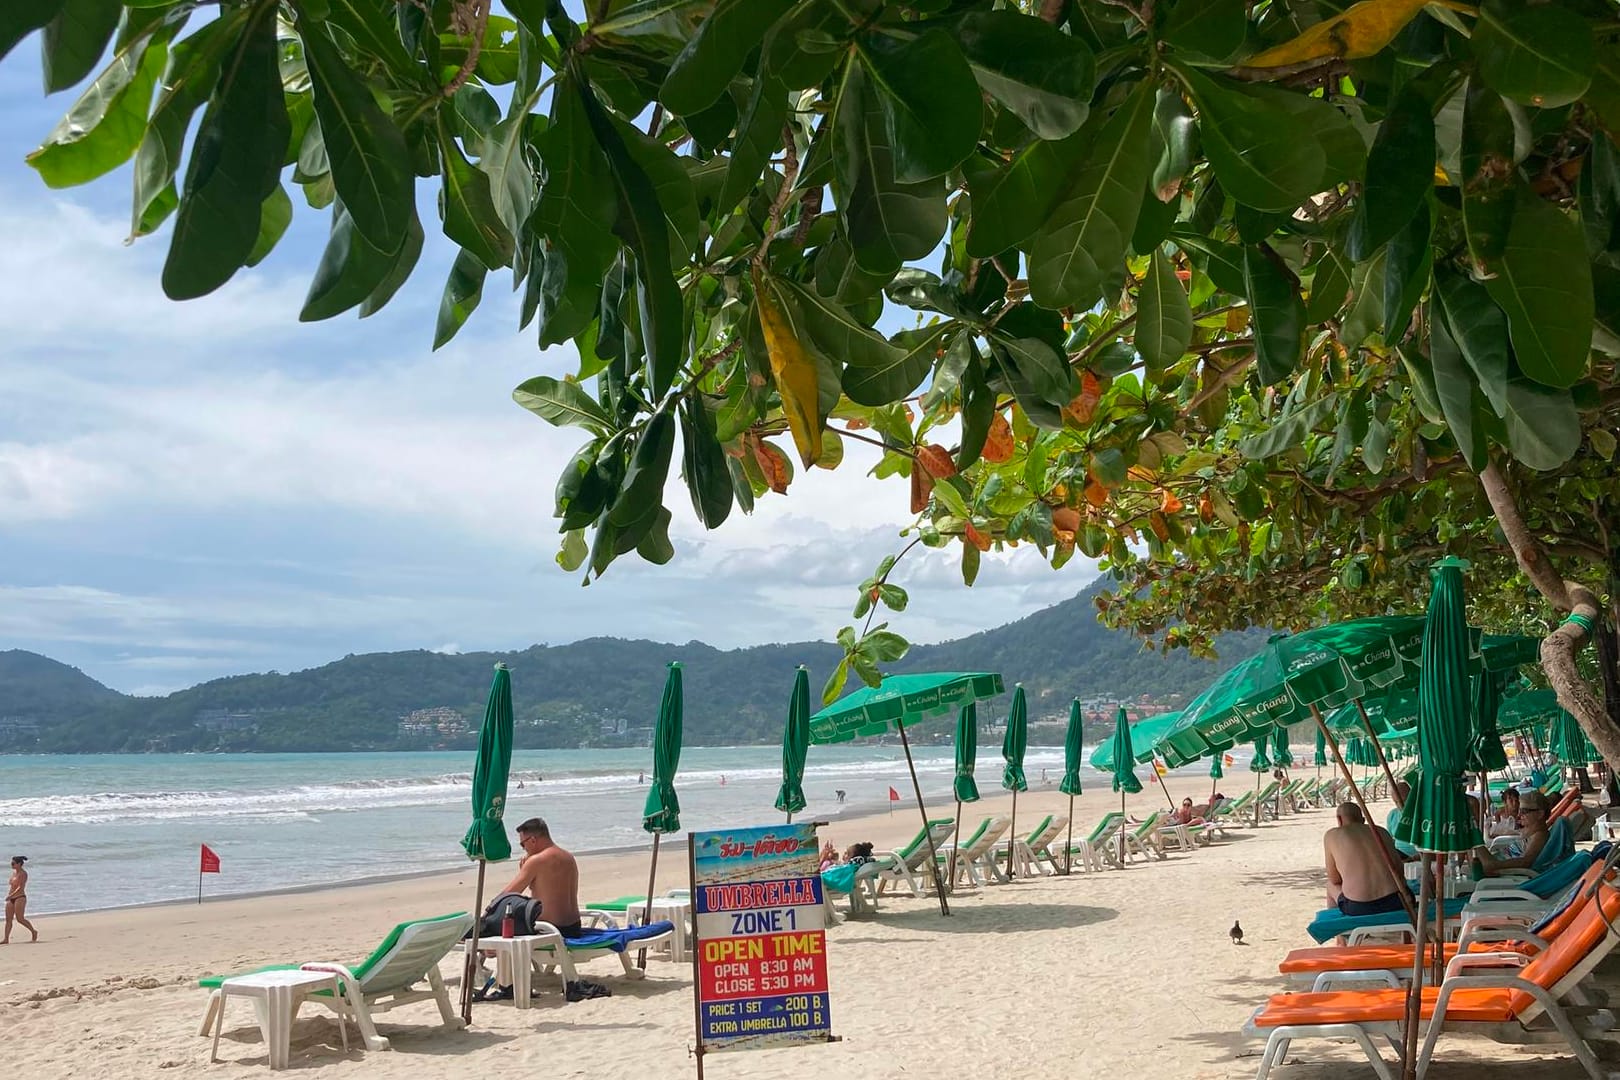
<box><xmin>442</xmin><ymin>0</ymin><xmax>490</xmax><ymax>98</ymax></box>
<box><xmin>1478</xmin><ymin>460</ymin><xmax>1617</xmax><ymax>765</ymax></box>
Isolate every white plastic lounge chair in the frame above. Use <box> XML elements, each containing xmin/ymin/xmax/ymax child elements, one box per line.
<box><xmin>198</xmin><ymin>911</ymin><xmax>472</xmax><ymax>1053</ymax></box>
<box><xmin>1025</xmin><ymin>815</ymin><xmax>1070</xmax><ymax>874</ymax></box>
<box><xmin>992</xmin><ymin>814</ymin><xmax>1065</xmax><ymax>877</ymax></box>
<box><xmin>874</xmin><ymin>818</ymin><xmax>956</xmax><ymax>897</ymax></box>
<box><xmin>941</xmin><ymin>817</ymin><xmax>1011</xmax><ymax>887</ymax></box>
<box><xmin>526</xmin><ymin>912</ymin><xmax>676</xmax><ymax>990</ymax></box>
<box><xmin>1055</xmin><ymin>812</ymin><xmax>1126</xmax><ymax>872</ymax></box>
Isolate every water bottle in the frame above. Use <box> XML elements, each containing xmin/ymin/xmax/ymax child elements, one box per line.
<box><xmin>501</xmin><ymin>913</ymin><xmax>515</xmax><ymax>938</ymax></box>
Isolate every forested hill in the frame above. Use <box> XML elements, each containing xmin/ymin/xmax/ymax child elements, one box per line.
<box><xmin>1</xmin><ymin>581</ymin><xmax>1260</xmax><ymax>753</ymax></box>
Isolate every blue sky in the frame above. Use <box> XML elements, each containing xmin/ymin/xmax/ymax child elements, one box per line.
<box><xmin>0</xmin><ymin>21</ymin><xmax>1088</xmax><ymax>695</ymax></box>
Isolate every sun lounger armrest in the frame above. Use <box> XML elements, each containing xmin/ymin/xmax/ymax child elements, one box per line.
<box><xmin>1457</xmin><ymin>927</ymin><xmax>1550</xmax><ymax>953</ymax></box>
<box><xmin>1442</xmin><ymin>952</ymin><xmax>1528</xmax><ymax>980</ymax></box>
<box><xmin>299</xmin><ymin>962</ymin><xmax>361</xmax><ymax>995</ymax></box>
<box><xmin>1344</xmin><ymin>922</ymin><xmax>1416</xmax><ymax>945</ymax></box>
<box><xmin>1464</xmin><ymin>888</ymin><xmax>1541</xmax><ymax>904</ymax></box>
<box><xmin>1310</xmin><ymin>969</ymin><xmax>1403</xmax><ymax>992</ymax></box>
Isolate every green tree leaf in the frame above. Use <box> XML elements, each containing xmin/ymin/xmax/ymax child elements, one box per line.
<box><xmin>1161</xmin><ymin>0</ymin><xmax>1247</xmax><ymax>63</ymax></box>
<box><xmin>659</xmin><ymin>0</ymin><xmax>793</xmax><ymax>116</ymax></box>
<box><xmin>1</xmin><ymin>0</ymin><xmax>63</xmax><ymax>66</ymax></box>
<box><xmin>513</xmin><ymin>375</ymin><xmax>616</xmax><ymax>434</ymax></box>
<box><xmin>832</xmin><ymin>61</ymin><xmax>948</xmax><ymax>276</ymax></box>
<box><xmin>572</xmin><ymin>69</ymin><xmax>684</xmax><ymax>400</ymax></box>
<box><xmin>720</xmin><ymin>71</ymin><xmax>788</xmax><ymax>213</ymax></box>
<box><xmin>1471</xmin><ymin>0</ymin><xmax>1593</xmax><ymax>109</ymax></box>
<box><xmin>1433</xmin><ymin>267</ymin><xmax>1510</xmax><ymax>415</ymax></box>
<box><xmin>27</xmin><ymin>13</ymin><xmax>174</xmax><ymax>188</ymax></box>
<box><xmin>956</xmin><ymin>342</ymin><xmax>994</xmax><ymax>470</ymax></box>
<box><xmin>1345</xmin><ymin>84</ymin><xmax>1434</xmax><ymax>262</ymax></box>
<box><xmin>858</xmin><ymin>28</ymin><xmax>981</xmax><ymax>183</ymax></box>
<box><xmin>244</xmin><ymin>183</ymin><xmax>292</xmax><ymax>268</ymax></box>
<box><xmin>1381</xmin><ymin>197</ymin><xmax>1431</xmax><ymax>344</ymax></box>
<box><xmin>1237</xmin><ymin>395</ymin><xmax>1341</xmax><ymax>459</ymax></box>
<box><xmin>954</xmin><ymin>10</ymin><xmax>1094</xmax><ymax>140</ymax></box>
<box><xmin>434</xmin><ymin>248</ymin><xmax>487</xmax><ymax>350</ymax></box>
<box><xmin>1178</xmin><ymin>67</ymin><xmax>1330</xmax><ymax>214</ymax></box>
<box><xmin>1500</xmin><ymin>378</ymin><xmax>1581</xmax><ymax>470</ymax></box>
<box><xmin>1459</xmin><ymin>78</ymin><xmax>1517</xmax><ymax>272</ymax></box>
<box><xmin>1428</xmin><ymin>303</ymin><xmax>1490</xmax><ymax>470</ymax></box>
<box><xmin>299</xmin><ymin>198</ymin><xmax>421</xmax><ymax>321</ymax></box>
<box><xmin>1242</xmin><ymin>247</ymin><xmax>1304</xmax><ymax>384</ymax></box>
<box><xmin>439</xmin><ymin>125</ymin><xmax>514</xmax><ymax>270</ymax></box>
<box><xmin>680</xmin><ymin>393</ymin><xmax>733</xmax><ymax>530</ymax></box>
<box><xmin>964</xmin><ymin>136</ymin><xmax>1081</xmax><ymax>259</ymax></box>
<box><xmin>161</xmin><ymin>6</ymin><xmax>288</xmax><ymax>300</ymax></box>
<box><xmin>1304</xmin><ymin>248</ymin><xmax>1350</xmax><ymax>324</ymax></box>
<box><xmin>607</xmin><ymin>408</ymin><xmax>676</xmax><ymax>531</ymax></box>
<box><xmin>1484</xmin><ymin>189</ymin><xmax>1594</xmax><ymax>388</ymax></box>
<box><xmin>300</xmin><ymin>20</ymin><xmax>415</xmax><ymax>255</ymax></box>
<box><xmin>1027</xmin><ymin>80</ymin><xmax>1154</xmax><ymax>310</ymax></box>
<box><xmin>1136</xmin><ymin>250</ymin><xmax>1194</xmax><ymax>373</ymax></box>
<box><xmin>41</xmin><ymin>0</ymin><xmax>121</xmax><ymax>93</ymax></box>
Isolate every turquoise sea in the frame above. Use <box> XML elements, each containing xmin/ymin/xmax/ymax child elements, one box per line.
<box><xmin>0</xmin><ymin>745</ymin><xmax>1250</xmax><ymax>913</ymax></box>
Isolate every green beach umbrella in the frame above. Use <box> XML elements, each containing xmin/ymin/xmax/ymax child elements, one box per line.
<box><xmin>1059</xmin><ymin>699</ymin><xmax>1083</xmax><ymax>873</ymax></box>
<box><xmin>461</xmin><ymin>663</ymin><xmax>514</xmax><ymax>863</ymax></box>
<box><xmin>1089</xmin><ymin>711</ymin><xmax>1184</xmax><ymax>770</ymax></box>
<box><xmin>1549</xmin><ymin>708</ymin><xmax>1597</xmax><ymax>766</ymax></box>
<box><xmin>1394</xmin><ymin>558</ymin><xmax>1481</xmax><ymax>854</ymax></box>
<box><xmin>1209</xmin><ymin>752</ymin><xmax>1224</xmax><ymax>800</ymax></box>
<box><xmin>774</xmin><ymin>666</ymin><xmax>810</xmax><ymax>820</ymax></box>
<box><xmin>1314</xmin><ymin>726</ymin><xmax>1329</xmax><ymax>768</ymax></box>
<box><xmin>638</xmin><ymin>661</ymin><xmax>683</xmax><ymax>965</ymax></box>
<box><xmin>1002</xmin><ymin>685</ymin><xmax>1029</xmax><ymax>876</ymax></box>
<box><xmin>1249</xmin><ymin>738</ymin><xmax>1273</xmax><ymax>772</ymax></box>
<box><xmin>1108</xmin><ymin>706</ymin><xmax>1141</xmax><ymax>866</ymax></box>
<box><xmin>946</xmin><ymin>702</ymin><xmax>981</xmax><ymax>884</ymax></box>
<box><xmin>954</xmin><ymin>703</ymin><xmax>982</xmax><ymax>803</ymax></box>
<box><xmin>457</xmin><ymin>662</ymin><xmax>514</xmax><ymax>1022</ymax></box>
<box><xmin>1271</xmin><ymin>726</ymin><xmax>1295</xmax><ymax>768</ymax></box>
<box><xmin>1496</xmin><ymin>689</ymin><xmax>1567</xmax><ymax>735</ymax></box>
<box><xmin>812</xmin><ymin>671</ymin><xmax>1005</xmax><ymax>915</ymax></box>
<box><xmin>1468</xmin><ymin>672</ymin><xmax>1510</xmax><ymax>774</ymax></box>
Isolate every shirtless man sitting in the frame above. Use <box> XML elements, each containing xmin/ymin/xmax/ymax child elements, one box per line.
<box><xmin>502</xmin><ymin>817</ymin><xmax>583</xmax><ymax>937</ymax></box>
<box><xmin>1324</xmin><ymin>802</ymin><xmax>1407</xmax><ymax>916</ymax></box>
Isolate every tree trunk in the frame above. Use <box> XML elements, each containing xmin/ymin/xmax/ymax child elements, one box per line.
<box><xmin>1478</xmin><ymin>463</ymin><xmax>1620</xmax><ymax>766</ymax></box>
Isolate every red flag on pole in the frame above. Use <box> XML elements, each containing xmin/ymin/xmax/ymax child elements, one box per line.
<box><xmin>200</xmin><ymin>844</ymin><xmax>221</xmax><ymax>874</ymax></box>
<box><xmin>888</xmin><ymin>786</ymin><xmax>900</xmax><ymax>802</ymax></box>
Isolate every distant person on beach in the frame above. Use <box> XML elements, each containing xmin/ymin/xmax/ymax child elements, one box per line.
<box><xmin>1324</xmin><ymin>803</ymin><xmax>1405</xmax><ymax>916</ymax></box>
<box><xmin>835</xmin><ymin>789</ymin><xmax>846</xmax><ymax>804</ymax></box>
<box><xmin>4</xmin><ymin>856</ymin><xmax>36</xmax><ymax>944</ymax></box>
<box><xmin>501</xmin><ymin>818</ymin><xmax>582</xmax><ymax>936</ymax></box>
<box><xmin>719</xmin><ymin>774</ymin><xmax>726</xmax><ymax>786</ymax></box>
<box><xmin>638</xmin><ymin>772</ymin><xmax>645</xmax><ymax>784</ymax></box>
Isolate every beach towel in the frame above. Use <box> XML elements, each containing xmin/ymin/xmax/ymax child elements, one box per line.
<box><xmin>822</xmin><ymin>864</ymin><xmax>859</xmax><ymax>894</ymax></box>
<box><xmin>1532</xmin><ymin>818</ymin><xmax>1574</xmax><ymax>874</ymax></box>
<box><xmin>1306</xmin><ymin>899</ymin><xmax>1467</xmax><ymax>944</ymax></box>
<box><xmin>554</xmin><ymin>920</ymin><xmax>675</xmax><ymax>952</ymax></box>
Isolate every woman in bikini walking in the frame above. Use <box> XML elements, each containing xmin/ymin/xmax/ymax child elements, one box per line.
<box><xmin>4</xmin><ymin>855</ymin><xmax>38</xmax><ymax>943</ymax></box>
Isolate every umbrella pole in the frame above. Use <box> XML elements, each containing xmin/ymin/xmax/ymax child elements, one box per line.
<box><xmin>1401</xmin><ymin>853</ymin><xmax>1433</xmax><ymax>1080</ymax></box>
<box><xmin>1312</xmin><ymin>706</ymin><xmax>1420</xmax><ymax>928</ymax></box>
<box><xmin>1117</xmin><ymin>789</ymin><xmax>1126</xmax><ymax>867</ymax></box>
<box><xmin>1253</xmin><ymin>768</ymin><xmax>1263</xmax><ymax>829</ymax></box>
<box><xmin>461</xmin><ymin>860</ymin><xmax>487</xmax><ymax>1024</ymax></box>
<box><xmin>638</xmin><ymin>834</ymin><xmax>661</xmax><ymax>970</ymax></box>
<box><xmin>948</xmin><ymin>798</ymin><xmax>963</xmax><ymax>891</ymax></box>
<box><xmin>1007</xmin><ymin>787</ymin><xmax>1019</xmax><ymax>879</ymax></box>
<box><xmin>1355</xmin><ymin>700</ymin><xmax>1406</xmax><ymax>808</ymax></box>
<box><xmin>898</xmin><ymin>723</ymin><xmax>950</xmax><ymax>916</ymax></box>
<box><xmin>1152</xmin><ymin>760</ymin><xmax>1177</xmax><ymax>811</ymax></box>
<box><xmin>1063</xmin><ymin>794</ymin><xmax>1075</xmax><ymax>875</ymax></box>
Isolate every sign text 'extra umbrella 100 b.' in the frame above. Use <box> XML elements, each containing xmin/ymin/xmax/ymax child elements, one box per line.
<box><xmin>811</xmin><ymin>672</ymin><xmax>1005</xmax><ymax>915</ymax></box>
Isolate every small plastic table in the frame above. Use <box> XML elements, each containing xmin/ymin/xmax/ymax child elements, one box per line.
<box><xmin>210</xmin><ymin>969</ymin><xmax>348</xmax><ymax>1070</ymax></box>
<box><xmin>472</xmin><ymin>934</ymin><xmax>548</xmax><ymax>1009</ymax></box>
<box><xmin>621</xmin><ymin>897</ymin><xmax>691</xmax><ymax>963</ymax></box>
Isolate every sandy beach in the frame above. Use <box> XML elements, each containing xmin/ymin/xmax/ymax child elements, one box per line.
<box><xmin>4</xmin><ymin>783</ymin><xmax>1610</xmax><ymax>1079</ymax></box>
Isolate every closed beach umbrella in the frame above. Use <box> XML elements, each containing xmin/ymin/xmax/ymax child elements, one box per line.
<box><xmin>1271</xmin><ymin>726</ymin><xmax>1294</xmax><ymax>768</ymax></box>
<box><xmin>1396</xmin><ymin>558</ymin><xmax>1483</xmax><ymax>1072</ymax></box>
<box><xmin>1059</xmin><ymin>699</ymin><xmax>1083</xmax><ymax>873</ymax></box>
<box><xmin>1549</xmin><ymin>708</ymin><xmax>1597</xmax><ymax>766</ymax></box>
<box><xmin>1002</xmin><ymin>685</ymin><xmax>1029</xmax><ymax>877</ymax></box>
<box><xmin>1209</xmin><ymin>752</ymin><xmax>1224</xmax><ymax>801</ymax></box>
<box><xmin>1109</xmin><ymin>707</ymin><xmax>1141</xmax><ymax>865</ymax></box>
<box><xmin>1314</xmin><ymin>726</ymin><xmax>1328</xmax><ymax>768</ymax></box>
<box><xmin>1469</xmin><ymin>672</ymin><xmax>1510</xmax><ymax>773</ymax></box>
<box><xmin>458</xmin><ymin>663</ymin><xmax>514</xmax><ymax>1022</ymax></box>
<box><xmin>775</xmin><ymin>666</ymin><xmax>810</xmax><ymax>820</ymax></box>
<box><xmin>947</xmin><ymin>702</ymin><xmax>981</xmax><ymax>884</ymax></box>
<box><xmin>1248</xmin><ymin>737</ymin><xmax>1272</xmax><ymax>826</ymax></box>
<box><xmin>638</xmin><ymin>661</ymin><xmax>684</xmax><ymax>966</ymax></box>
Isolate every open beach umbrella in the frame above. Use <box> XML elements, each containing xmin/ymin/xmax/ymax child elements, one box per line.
<box><xmin>1395</xmin><ymin>559</ymin><xmax>1482</xmax><ymax>1077</ymax></box>
<box><xmin>1088</xmin><ymin>711</ymin><xmax>1184</xmax><ymax>769</ymax></box>
<box><xmin>948</xmin><ymin>702</ymin><xmax>982</xmax><ymax>883</ymax></box>
<box><xmin>639</xmin><ymin>661</ymin><xmax>683</xmax><ymax>965</ymax></box>
<box><xmin>775</xmin><ymin>666</ymin><xmax>810</xmax><ymax>820</ymax></box>
<box><xmin>1001</xmin><ymin>685</ymin><xmax>1029</xmax><ymax>877</ymax></box>
<box><xmin>1059</xmin><ymin>699</ymin><xmax>1083</xmax><ymax>872</ymax></box>
<box><xmin>458</xmin><ymin>663</ymin><xmax>514</xmax><ymax>1022</ymax></box>
<box><xmin>812</xmin><ymin>671</ymin><xmax>1005</xmax><ymax>915</ymax></box>
<box><xmin>1108</xmin><ymin>707</ymin><xmax>1142</xmax><ymax>865</ymax></box>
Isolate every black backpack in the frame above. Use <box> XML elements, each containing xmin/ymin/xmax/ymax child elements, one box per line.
<box><xmin>472</xmin><ymin>891</ymin><xmax>543</xmax><ymax>938</ymax></box>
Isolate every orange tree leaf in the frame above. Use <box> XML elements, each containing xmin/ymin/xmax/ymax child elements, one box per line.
<box><xmin>1051</xmin><ymin>505</ymin><xmax>1081</xmax><ymax>534</ymax></box>
<box><xmin>1242</xmin><ymin>0</ymin><xmax>1431</xmax><ymax>69</ymax></box>
<box><xmin>964</xmin><ymin>521</ymin><xmax>992</xmax><ymax>551</ymax></box>
<box><xmin>1084</xmin><ymin>476</ymin><xmax>1110</xmax><ymax>507</ymax></box>
<box><xmin>1149</xmin><ymin>511</ymin><xmax>1171</xmax><ymax>541</ymax></box>
<box><xmin>910</xmin><ymin>461</ymin><xmax>935</xmax><ymax>513</ymax></box>
<box><xmin>753</xmin><ymin>270</ymin><xmax>824</xmax><ymax>468</ymax></box>
<box><xmin>1161</xmin><ymin>490</ymin><xmax>1185</xmax><ymax>513</ymax></box>
<box><xmin>915</xmin><ymin>443</ymin><xmax>958</xmax><ymax>479</ymax></box>
<box><xmin>1065</xmin><ymin>370</ymin><xmax>1103</xmax><ymax>426</ymax></box>
<box><xmin>982</xmin><ymin>411</ymin><xmax>1015</xmax><ymax>463</ymax></box>
<box><xmin>752</xmin><ymin>437</ymin><xmax>793</xmax><ymax>494</ymax></box>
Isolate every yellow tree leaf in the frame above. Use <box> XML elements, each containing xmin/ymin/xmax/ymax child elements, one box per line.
<box><xmin>753</xmin><ymin>271</ymin><xmax>823</xmax><ymax>468</ymax></box>
<box><xmin>1242</xmin><ymin>0</ymin><xmax>1433</xmax><ymax>68</ymax></box>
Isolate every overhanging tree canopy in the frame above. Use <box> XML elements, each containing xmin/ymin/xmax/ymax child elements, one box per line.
<box><xmin>7</xmin><ymin>0</ymin><xmax>1619</xmax><ymax>759</ymax></box>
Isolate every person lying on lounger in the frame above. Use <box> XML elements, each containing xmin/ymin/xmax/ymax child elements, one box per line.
<box><xmin>1170</xmin><ymin>798</ymin><xmax>1205</xmax><ymax>826</ymax></box>
<box><xmin>1475</xmin><ymin>789</ymin><xmax>1552</xmax><ymax>876</ymax></box>
<box><xmin>1324</xmin><ymin>802</ymin><xmax>1406</xmax><ymax>916</ymax></box>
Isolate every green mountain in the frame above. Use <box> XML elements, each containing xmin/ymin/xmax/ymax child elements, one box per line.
<box><xmin>0</xmin><ymin>581</ymin><xmax>1260</xmax><ymax>753</ymax></box>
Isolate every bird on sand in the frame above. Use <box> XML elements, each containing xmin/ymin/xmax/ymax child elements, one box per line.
<box><xmin>1230</xmin><ymin>920</ymin><xmax>1245</xmax><ymax>945</ymax></box>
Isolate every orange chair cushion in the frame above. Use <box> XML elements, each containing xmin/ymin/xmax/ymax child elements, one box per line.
<box><xmin>1254</xmin><ymin>987</ymin><xmax>1518</xmax><ymax>1027</ymax></box>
